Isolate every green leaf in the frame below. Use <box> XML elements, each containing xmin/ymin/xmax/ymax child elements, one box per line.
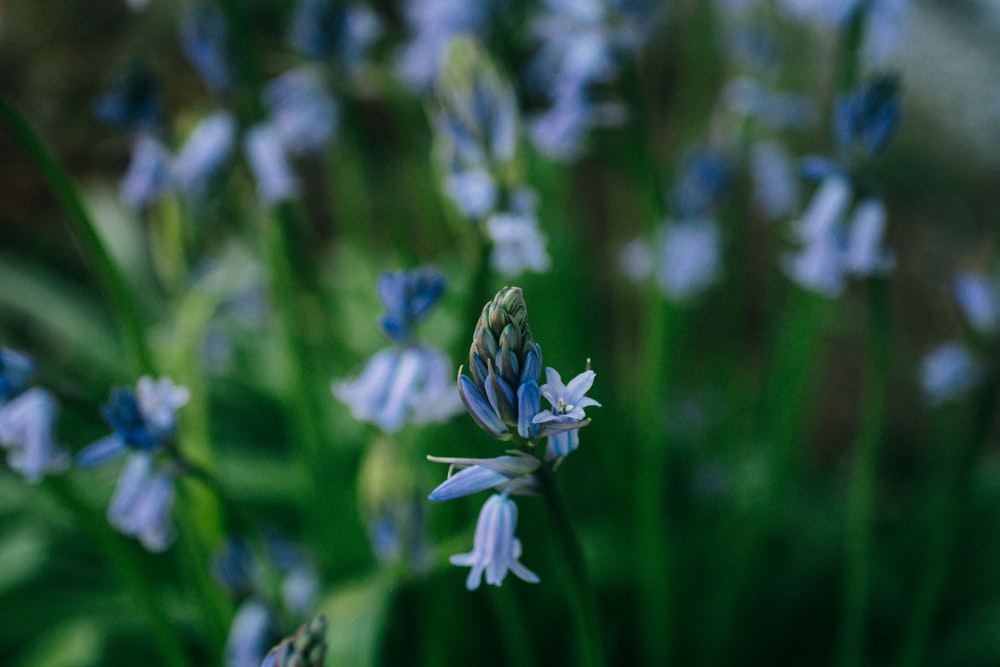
<box><xmin>317</xmin><ymin>574</ymin><xmax>393</xmax><ymax>667</ymax></box>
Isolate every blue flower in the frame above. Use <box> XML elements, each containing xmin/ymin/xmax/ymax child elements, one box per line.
<box><xmin>920</xmin><ymin>342</ymin><xmax>979</xmax><ymax>406</ymax></box>
<box><xmin>376</xmin><ymin>266</ymin><xmax>447</xmax><ymax>343</ymax></box>
<box><xmin>396</xmin><ymin>0</ymin><xmax>492</xmax><ymax>91</ymax></box>
<box><xmin>180</xmin><ymin>2</ymin><xmax>232</xmax><ymax>96</ymax></box>
<box><xmin>333</xmin><ymin>346</ymin><xmax>462</xmax><ymax>433</ymax></box>
<box><xmin>427</xmin><ymin>451</ymin><xmax>540</xmax><ymax>501</ymax></box>
<box><xmin>226</xmin><ymin>600</ymin><xmax>277</xmax><ymax>667</ymax></box>
<box><xmin>263</xmin><ymin>68</ymin><xmax>338</xmax><ymax>156</ymax></box>
<box><xmin>954</xmin><ymin>271</ymin><xmax>999</xmax><ymax>336</ymax></box>
<box><xmin>92</xmin><ymin>59</ymin><xmax>163</xmax><ymax>131</ymax></box>
<box><xmin>0</xmin><ymin>387</ymin><xmax>69</xmax><ymax>483</ymax></box>
<box><xmin>0</xmin><ymin>347</ymin><xmax>36</xmax><ymax>403</ymax></box>
<box><xmin>532</xmin><ymin>367</ymin><xmax>600</xmax><ymax>460</ymax></box>
<box><xmin>449</xmin><ymin>493</ymin><xmax>539</xmax><ymax>590</ymax></box>
<box><xmin>121</xmin><ymin>135</ymin><xmax>172</xmax><ymax>209</ymax></box>
<box><xmin>833</xmin><ymin>75</ymin><xmax>901</xmax><ymax>163</ymax></box>
<box><xmin>77</xmin><ymin>376</ymin><xmax>190</xmax><ymax>467</ymax></box>
<box><xmin>654</xmin><ymin>218</ymin><xmax>721</xmax><ymax>302</ymax></box>
<box><xmin>289</xmin><ymin>0</ymin><xmax>381</xmax><ymax>68</ymax></box>
<box><xmin>171</xmin><ymin>111</ymin><xmax>237</xmax><ymax>201</ymax></box>
<box><xmin>672</xmin><ymin>149</ymin><xmax>732</xmax><ymax>219</ymax></box>
<box><xmin>108</xmin><ymin>453</ymin><xmax>176</xmax><ymax>552</ymax></box>
<box><xmin>244</xmin><ymin>123</ymin><xmax>299</xmax><ymax>204</ymax></box>
<box><xmin>486</xmin><ymin>211</ymin><xmax>552</xmax><ymax>277</ymax></box>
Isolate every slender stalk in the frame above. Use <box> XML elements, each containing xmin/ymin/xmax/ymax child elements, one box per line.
<box><xmin>836</xmin><ymin>276</ymin><xmax>890</xmax><ymax>667</ymax></box>
<box><xmin>44</xmin><ymin>476</ymin><xmax>188</xmax><ymax>667</ymax></box>
<box><xmin>0</xmin><ymin>94</ymin><xmax>154</xmax><ymax>375</ymax></box>
<box><xmin>536</xmin><ymin>463</ymin><xmax>606</xmax><ymax>667</ymax></box>
<box><xmin>894</xmin><ymin>373</ymin><xmax>1000</xmax><ymax>667</ymax></box>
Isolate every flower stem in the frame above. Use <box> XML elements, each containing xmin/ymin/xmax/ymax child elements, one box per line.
<box><xmin>894</xmin><ymin>372</ymin><xmax>1000</xmax><ymax>667</ymax></box>
<box><xmin>0</xmin><ymin>93</ymin><xmax>154</xmax><ymax>375</ymax></box>
<box><xmin>836</xmin><ymin>276</ymin><xmax>891</xmax><ymax>667</ymax></box>
<box><xmin>536</xmin><ymin>463</ymin><xmax>606</xmax><ymax>667</ymax></box>
<box><xmin>43</xmin><ymin>476</ymin><xmax>188</xmax><ymax>667</ymax></box>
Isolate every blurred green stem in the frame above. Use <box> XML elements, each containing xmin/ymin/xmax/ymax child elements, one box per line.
<box><xmin>44</xmin><ymin>476</ymin><xmax>188</xmax><ymax>667</ymax></box>
<box><xmin>536</xmin><ymin>463</ymin><xmax>606</xmax><ymax>667</ymax></box>
<box><xmin>836</xmin><ymin>276</ymin><xmax>890</xmax><ymax>667</ymax></box>
<box><xmin>895</xmin><ymin>373</ymin><xmax>1000</xmax><ymax>667</ymax></box>
<box><xmin>0</xmin><ymin>94</ymin><xmax>154</xmax><ymax>375</ymax></box>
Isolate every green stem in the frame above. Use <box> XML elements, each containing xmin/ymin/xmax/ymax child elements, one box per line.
<box><xmin>894</xmin><ymin>372</ymin><xmax>1000</xmax><ymax>667</ymax></box>
<box><xmin>537</xmin><ymin>463</ymin><xmax>606</xmax><ymax>667</ymax></box>
<box><xmin>43</xmin><ymin>476</ymin><xmax>188</xmax><ymax>667</ymax></box>
<box><xmin>0</xmin><ymin>94</ymin><xmax>154</xmax><ymax>375</ymax></box>
<box><xmin>836</xmin><ymin>277</ymin><xmax>891</xmax><ymax>667</ymax></box>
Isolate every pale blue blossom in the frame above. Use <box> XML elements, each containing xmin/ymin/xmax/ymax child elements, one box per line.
<box><xmin>396</xmin><ymin>0</ymin><xmax>491</xmax><ymax>91</ymax></box>
<box><xmin>783</xmin><ymin>232</ymin><xmax>846</xmax><ymax>297</ymax></box>
<box><xmin>121</xmin><ymin>135</ymin><xmax>171</xmax><ymax>210</ymax></box>
<box><xmin>722</xmin><ymin>77</ymin><xmax>818</xmax><ymax>130</ymax></box>
<box><xmin>427</xmin><ymin>452</ymin><xmax>540</xmax><ymax>501</ymax></box>
<box><xmin>264</xmin><ymin>68</ymin><xmax>338</xmax><ymax>155</ymax></box>
<box><xmin>486</xmin><ymin>212</ymin><xmax>552</xmax><ymax>276</ymax></box>
<box><xmin>533</xmin><ymin>367</ymin><xmax>601</xmax><ymax>460</ymax></box>
<box><xmin>226</xmin><ymin>600</ymin><xmax>277</xmax><ymax>667</ymax></box>
<box><xmin>656</xmin><ymin>219</ymin><xmax>722</xmax><ymax>302</ymax></box>
<box><xmin>0</xmin><ymin>388</ymin><xmax>69</xmax><ymax>483</ymax></box>
<box><xmin>920</xmin><ymin>342</ymin><xmax>979</xmax><ymax>405</ymax></box>
<box><xmin>376</xmin><ymin>266</ymin><xmax>447</xmax><ymax>343</ymax></box>
<box><xmin>954</xmin><ymin>271</ymin><xmax>999</xmax><ymax>335</ymax></box>
<box><xmin>444</xmin><ymin>169</ymin><xmax>498</xmax><ymax>219</ymax></box>
<box><xmin>171</xmin><ymin>111</ymin><xmax>237</xmax><ymax>200</ymax></box>
<box><xmin>333</xmin><ymin>346</ymin><xmax>462</xmax><ymax>433</ymax></box>
<box><xmin>288</xmin><ymin>0</ymin><xmax>382</xmax><ymax>68</ymax></box>
<box><xmin>843</xmin><ymin>199</ymin><xmax>895</xmax><ymax>276</ymax></box>
<box><xmin>0</xmin><ymin>347</ymin><xmax>36</xmax><ymax>402</ymax></box>
<box><xmin>108</xmin><ymin>453</ymin><xmax>176</xmax><ymax>552</ymax></box>
<box><xmin>244</xmin><ymin>123</ymin><xmax>299</xmax><ymax>204</ymax></box>
<box><xmin>180</xmin><ymin>1</ymin><xmax>231</xmax><ymax>95</ymax></box>
<box><xmin>77</xmin><ymin>375</ymin><xmax>190</xmax><ymax>467</ymax></box>
<box><xmin>750</xmin><ymin>141</ymin><xmax>801</xmax><ymax>220</ymax></box>
<box><xmin>449</xmin><ymin>493</ymin><xmax>539</xmax><ymax>590</ymax></box>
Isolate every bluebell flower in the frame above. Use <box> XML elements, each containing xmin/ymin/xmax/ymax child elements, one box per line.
<box><xmin>427</xmin><ymin>451</ymin><xmax>540</xmax><ymax>501</ymax></box>
<box><xmin>444</xmin><ymin>169</ymin><xmax>498</xmax><ymax>219</ymax></box>
<box><xmin>449</xmin><ymin>493</ymin><xmax>539</xmax><ymax>590</ymax></box>
<box><xmin>655</xmin><ymin>219</ymin><xmax>721</xmax><ymax>302</ymax></box>
<box><xmin>244</xmin><ymin>123</ymin><xmax>299</xmax><ymax>204</ymax></box>
<box><xmin>77</xmin><ymin>376</ymin><xmax>190</xmax><ymax>467</ymax></box>
<box><xmin>121</xmin><ymin>135</ymin><xmax>172</xmax><ymax>209</ymax></box>
<box><xmin>749</xmin><ymin>141</ymin><xmax>801</xmax><ymax>220</ymax></box>
<box><xmin>289</xmin><ymin>0</ymin><xmax>381</xmax><ymax>69</ymax></box>
<box><xmin>333</xmin><ymin>345</ymin><xmax>462</xmax><ymax>433</ymax></box>
<box><xmin>783</xmin><ymin>176</ymin><xmax>894</xmax><ymax>295</ymax></box>
<box><xmin>180</xmin><ymin>2</ymin><xmax>232</xmax><ymax>96</ymax></box>
<box><xmin>833</xmin><ymin>75</ymin><xmax>901</xmax><ymax>163</ymax></box>
<box><xmin>214</xmin><ymin>534</ymin><xmax>319</xmax><ymax>615</ymax></box>
<box><xmin>171</xmin><ymin>111</ymin><xmax>237</xmax><ymax>201</ymax></box>
<box><xmin>920</xmin><ymin>342</ymin><xmax>979</xmax><ymax>406</ymax></box>
<box><xmin>0</xmin><ymin>347</ymin><xmax>36</xmax><ymax>403</ymax></box>
<box><xmin>93</xmin><ymin>59</ymin><xmax>163</xmax><ymax>131</ymax></box>
<box><xmin>533</xmin><ymin>367</ymin><xmax>600</xmax><ymax>460</ymax></box>
<box><xmin>226</xmin><ymin>600</ymin><xmax>278</xmax><ymax>667</ymax></box>
<box><xmin>672</xmin><ymin>149</ymin><xmax>732</xmax><ymax>219</ymax></box>
<box><xmin>861</xmin><ymin>0</ymin><xmax>910</xmax><ymax>69</ymax></box>
<box><xmin>396</xmin><ymin>0</ymin><xmax>492</xmax><ymax>91</ymax></box>
<box><xmin>264</xmin><ymin>68</ymin><xmax>338</xmax><ymax>156</ymax></box>
<box><xmin>954</xmin><ymin>271</ymin><xmax>999</xmax><ymax>336</ymax></box>
<box><xmin>376</xmin><ymin>266</ymin><xmax>447</xmax><ymax>343</ymax></box>
<box><xmin>486</xmin><ymin>211</ymin><xmax>552</xmax><ymax>277</ymax></box>
<box><xmin>0</xmin><ymin>388</ymin><xmax>69</xmax><ymax>483</ymax></box>
<box><xmin>108</xmin><ymin>452</ymin><xmax>176</xmax><ymax>552</ymax></box>
<box><xmin>527</xmin><ymin>80</ymin><xmax>626</xmax><ymax>162</ymax></box>
<box><xmin>843</xmin><ymin>199</ymin><xmax>895</xmax><ymax>276</ymax></box>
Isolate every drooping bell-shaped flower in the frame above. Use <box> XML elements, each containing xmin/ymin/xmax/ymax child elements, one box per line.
<box><xmin>449</xmin><ymin>493</ymin><xmax>539</xmax><ymax>590</ymax></box>
<box><xmin>0</xmin><ymin>387</ymin><xmax>69</xmax><ymax>483</ymax></box>
<box><xmin>108</xmin><ymin>453</ymin><xmax>177</xmax><ymax>552</ymax></box>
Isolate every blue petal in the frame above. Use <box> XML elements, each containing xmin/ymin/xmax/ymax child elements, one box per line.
<box><xmin>76</xmin><ymin>434</ymin><xmax>127</xmax><ymax>468</ymax></box>
<box><xmin>517</xmin><ymin>381</ymin><xmax>540</xmax><ymax>440</ymax></box>
<box><xmin>429</xmin><ymin>465</ymin><xmax>509</xmax><ymax>501</ymax></box>
<box><xmin>458</xmin><ymin>374</ymin><xmax>508</xmax><ymax>439</ymax></box>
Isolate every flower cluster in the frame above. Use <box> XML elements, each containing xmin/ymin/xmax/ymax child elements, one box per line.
<box><xmin>0</xmin><ymin>348</ymin><xmax>69</xmax><ymax>483</ymax></box>
<box><xmin>77</xmin><ymin>376</ymin><xmax>190</xmax><ymax>551</ymax></box>
<box><xmin>621</xmin><ymin>149</ymin><xmax>730</xmax><ymax>302</ymax></box>
<box><xmin>334</xmin><ymin>266</ymin><xmax>462</xmax><ymax>433</ymax></box>
<box><xmin>429</xmin><ymin>286</ymin><xmax>599</xmax><ymax>589</ymax></box>
<box><xmin>784</xmin><ymin>76</ymin><xmax>901</xmax><ymax>296</ymax></box>
<box><xmin>432</xmin><ymin>37</ymin><xmax>551</xmax><ymax>276</ymax></box>
<box><xmin>261</xmin><ymin>614</ymin><xmax>328</xmax><ymax>667</ymax></box>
